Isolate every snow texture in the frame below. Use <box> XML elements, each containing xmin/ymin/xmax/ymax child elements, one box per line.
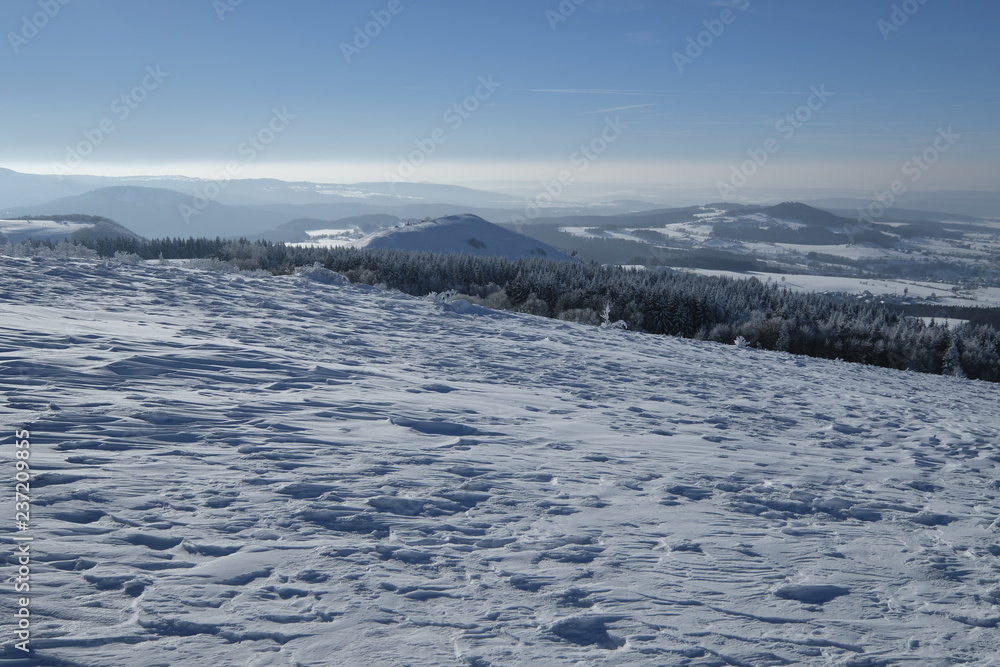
<box><xmin>2</xmin><ymin>254</ymin><xmax>1000</xmax><ymax>666</ymax></box>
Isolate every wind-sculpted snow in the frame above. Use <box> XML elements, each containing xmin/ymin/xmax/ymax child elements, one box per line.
<box><xmin>1</xmin><ymin>255</ymin><xmax>1000</xmax><ymax>666</ymax></box>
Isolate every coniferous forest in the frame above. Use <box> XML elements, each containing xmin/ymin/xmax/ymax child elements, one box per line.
<box><xmin>46</xmin><ymin>235</ymin><xmax>1000</xmax><ymax>383</ymax></box>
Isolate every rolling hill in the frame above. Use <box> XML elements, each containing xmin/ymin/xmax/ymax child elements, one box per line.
<box><xmin>364</xmin><ymin>214</ymin><xmax>575</xmax><ymax>260</ymax></box>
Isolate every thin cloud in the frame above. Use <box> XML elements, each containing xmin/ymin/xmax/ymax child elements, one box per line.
<box><xmin>587</xmin><ymin>103</ymin><xmax>658</xmax><ymax>114</ymax></box>
<box><xmin>526</xmin><ymin>89</ymin><xmax>672</xmax><ymax>96</ymax></box>
<box><xmin>526</xmin><ymin>89</ymin><xmax>834</xmax><ymax>97</ymax></box>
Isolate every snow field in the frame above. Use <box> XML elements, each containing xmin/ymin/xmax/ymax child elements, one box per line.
<box><xmin>1</xmin><ymin>255</ymin><xmax>999</xmax><ymax>665</ymax></box>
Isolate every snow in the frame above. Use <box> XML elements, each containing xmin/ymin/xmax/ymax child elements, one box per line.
<box><xmin>2</xmin><ymin>254</ymin><xmax>1000</xmax><ymax>665</ymax></box>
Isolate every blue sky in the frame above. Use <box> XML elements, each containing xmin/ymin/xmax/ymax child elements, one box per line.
<box><xmin>2</xmin><ymin>0</ymin><xmax>997</xmax><ymax>193</ymax></box>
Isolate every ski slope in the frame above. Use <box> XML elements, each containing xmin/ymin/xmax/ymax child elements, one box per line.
<box><xmin>2</xmin><ymin>255</ymin><xmax>1000</xmax><ymax>666</ymax></box>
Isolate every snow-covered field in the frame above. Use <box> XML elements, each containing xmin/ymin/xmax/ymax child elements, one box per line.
<box><xmin>2</xmin><ymin>255</ymin><xmax>1000</xmax><ymax>666</ymax></box>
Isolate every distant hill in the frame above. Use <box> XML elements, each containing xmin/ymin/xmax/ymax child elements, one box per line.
<box><xmin>257</xmin><ymin>214</ymin><xmax>402</xmax><ymax>243</ymax></box>
<box><xmin>808</xmin><ymin>191</ymin><xmax>1000</xmax><ymax>220</ymax></box>
<box><xmin>0</xmin><ymin>167</ymin><xmax>102</xmax><ymax>208</ymax></box>
<box><xmin>757</xmin><ymin>202</ymin><xmax>853</xmax><ymax>227</ymax></box>
<box><xmin>0</xmin><ymin>215</ymin><xmax>141</xmax><ymax>245</ymax></box>
<box><xmin>363</xmin><ymin>214</ymin><xmax>576</xmax><ymax>261</ymax></box>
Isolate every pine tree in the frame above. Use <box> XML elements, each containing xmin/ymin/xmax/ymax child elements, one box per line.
<box><xmin>942</xmin><ymin>335</ymin><xmax>965</xmax><ymax>378</ymax></box>
<box><xmin>776</xmin><ymin>322</ymin><xmax>791</xmax><ymax>352</ymax></box>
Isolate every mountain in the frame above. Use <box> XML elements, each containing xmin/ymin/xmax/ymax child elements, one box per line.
<box><xmin>361</xmin><ymin>214</ymin><xmax>576</xmax><ymax>260</ymax></box>
<box><xmin>0</xmin><ymin>169</ymin><xmax>683</xmax><ymax>234</ymax></box>
<box><xmin>3</xmin><ymin>252</ymin><xmax>999</xmax><ymax>664</ymax></box>
<box><xmin>0</xmin><ymin>215</ymin><xmax>140</xmax><ymax>244</ymax></box>
<box><xmin>2</xmin><ymin>186</ymin><xmax>290</xmax><ymax>239</ymax></box>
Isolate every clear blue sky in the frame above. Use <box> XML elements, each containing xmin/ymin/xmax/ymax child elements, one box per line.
<box><xmin>2</xmin><ymin>0</ymin><xmax>997</xmax><ymax>193</ymax></box>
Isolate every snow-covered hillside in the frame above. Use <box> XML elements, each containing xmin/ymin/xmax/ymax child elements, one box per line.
<box><xmin>0</xmin><ymin>219</ymin><xmax>139</xmax><ymax>245</ymax></box>
<box><xmin>2</xmin><ymin>255</ymin><xmax>1000</xmax><ymax>666</ymax></box>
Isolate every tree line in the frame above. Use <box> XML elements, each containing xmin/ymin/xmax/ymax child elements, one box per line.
<box><xmin>73</xmin><ymin>235</ymin><xmax>1000</xmax><ymax>383</ymax></box>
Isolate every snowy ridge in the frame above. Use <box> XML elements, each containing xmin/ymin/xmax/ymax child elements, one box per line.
<box><xmin>1</xmin><ymin>256</ymin><xmax>1000</xmax><ymax>665</ymax></box>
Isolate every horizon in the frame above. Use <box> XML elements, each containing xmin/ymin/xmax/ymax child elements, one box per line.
<box><xmin>7</xmin><ymin>165</ymin><xmax>1000</xmax><ymax>217</ymax></box>
<box><xmin>2</xmin><ymin>1</ymin><xmax>998</xmax><ymax>199</ymax></box>
<box><xmin>3</xmin><ymin>165</ymin><xmax>1000</xmax><ymax>219</ymax></box>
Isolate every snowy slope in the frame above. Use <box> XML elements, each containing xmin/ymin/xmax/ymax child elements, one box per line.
<box><xmin>363</xmin><ymin>214</ymin><xmax>574</xmax><ymax>260</ymax></box>
<box><xmin>0</xmin><ymin>219</ymin><xmax>92</xmax><ymax>244</ymax></box>
<box><xmin>2</xmin><ymin>255</ymin><xmax>1000</xmax><ymax>666</ymax></box>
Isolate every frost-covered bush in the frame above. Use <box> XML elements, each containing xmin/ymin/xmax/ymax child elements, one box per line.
<box><xmin>520</xmin><ymin>294</ymin><xmax>550</xmax><ymax>317</ymax></box>
<box><xmin>186</xmin><ymin>258</ymin><xmax>240</xmax><ymax>273</ymax></box>
<box><xmin>297</xmin><ymin>263</ymin><xmax>349</xmax><ymax>285</ymax></box>
<box><xmin>112</xmin><ymin>251</ymin><xmax>144</xmax><ymax>264</ymax></box>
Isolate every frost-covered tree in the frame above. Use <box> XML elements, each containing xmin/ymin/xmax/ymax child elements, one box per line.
<box><xmin>942</xmin><ymin>335</ymin><xmax>965</xmax><ymax>378</ymax></box>
<box><xmin>776</xmin><ymin>322</ymin><xmax>791</xmax><ymax>352</ymax></box>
